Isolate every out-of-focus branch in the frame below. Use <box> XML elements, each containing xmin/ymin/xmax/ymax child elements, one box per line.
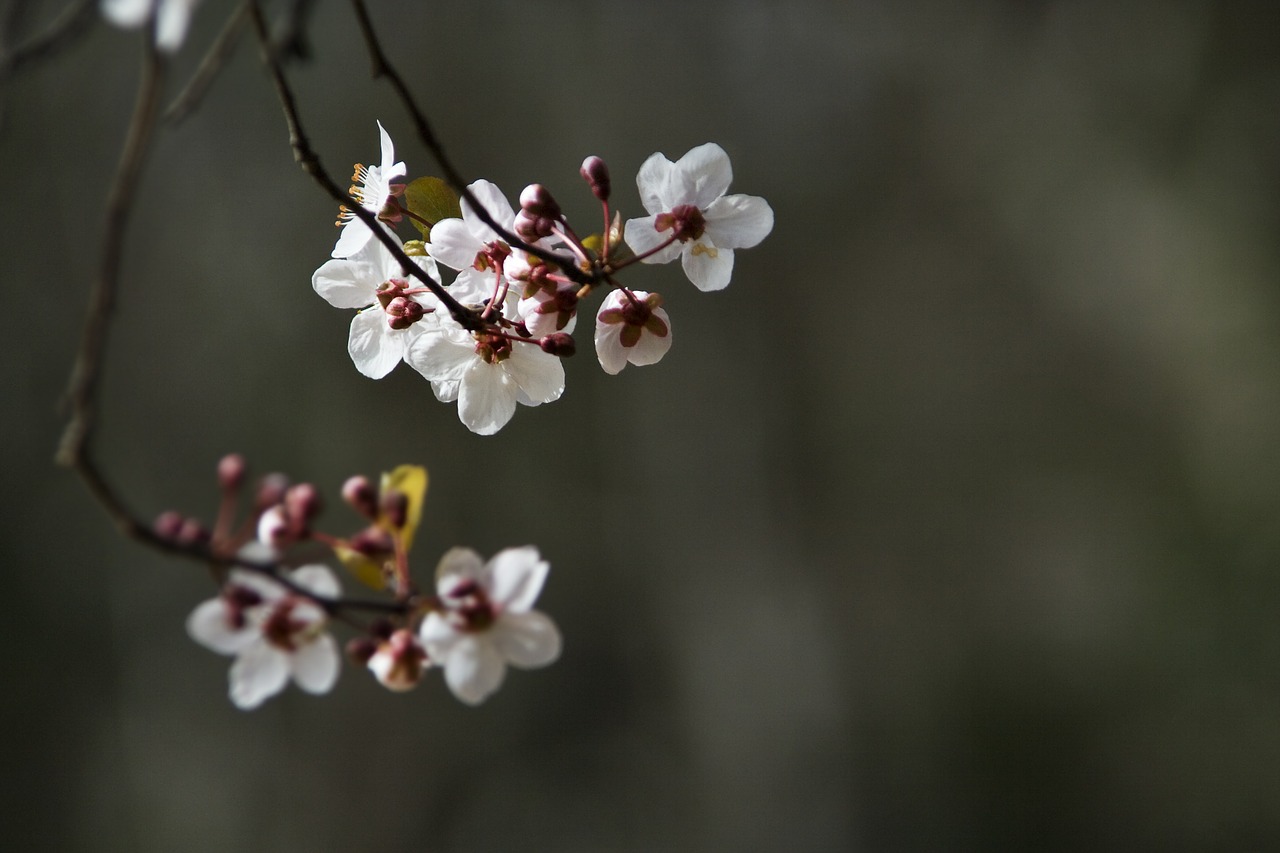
<box><xmin>348</xmin><ymin>0</ymin><xmax>598</xmax><ymax>286</ymax></box>
<box><xmin>247</xmin><ymin>0</ymin><xmax>483</xmax><ymax>330</ymax></box>
<box><xmin>164</xmin><ymin>3</ymin><xmax>249</xmax><ymax>124</ymax></box>
<box><xmin>0</xmin><ymin>0</ymin><xmax>95</xmax><ymax>77</ymax></box>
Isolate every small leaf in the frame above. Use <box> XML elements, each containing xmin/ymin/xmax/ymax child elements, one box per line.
<box><xmin>379</xmin><ymin>464</ymin><xmax>428</xmax><ymax>553</ymax></box>
<box><xmin>405</xmin><ymin>177</ymin><xmax>462</xmax><ymax>239</ymax></box>
<box><xmin>334</xmin><ymin>545</ymin><xmax>389</xmax><ymax>591</ymax></box>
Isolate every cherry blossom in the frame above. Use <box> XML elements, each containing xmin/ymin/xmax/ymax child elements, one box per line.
<box><xmin>186</xmin><ymin>564</ymin><xmax>342</xmax><ymax>709</ymax></box>
<box><xmin>367</xmin><ymin>629</ymin><xmax>430</xmax><ymax>692</ymax></box>
<box><xmin>594</xmin><ymin>289</ymin><xmax>672</xmax><ymax>375</ymax></box>
<box><xmin>332</xmin><ymin>122</ymin><xmax>407</xmax><ymax>259</ymax></box>
<box><xmin>101</xmin><ymin>0</ymin><xmax>202</xmax><ymax>52</ymax></box>
<box><xmin>406</xmin><ymin>320</ymin><xmax>565</xmax><ymax>435</ymax></box>
<box><xmin>312</xmin><ymin>235</ymin><xmax>442</xmax><ymax>379</ymax></box>
<box><xmin>623</xmin><ymin>143</ymin><xmax>773</xmax><ymax>292</ymax></box>
<box><xmin>419</xmin><ymin>546</ymin><xmax>561</xmax><ymax>705</ymax></box>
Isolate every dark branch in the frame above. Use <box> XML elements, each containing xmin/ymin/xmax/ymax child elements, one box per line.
<box><xmin>0</xmin><ymin>0</ymin><xmax>95</xmax><ymax>78</ymax></box>
<box><xmin>164</xmin><ymin>2</ymin><xmax>250</xmax><ymax>125</ymax></box>
<box><xmin>247</xmin><ymin>0</ymin><xmax>483</xmax><ymax>330</ymax></box>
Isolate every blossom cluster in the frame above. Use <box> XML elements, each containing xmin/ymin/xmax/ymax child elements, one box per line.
<box><xmin>312</xmin><ymin>124</ymin><xmax>774</xmax><ymax>434</ymax></box>
<box><xmin>161</xmin><ymin>456</ymin><xmax>560</xmax><ymax>709</ymax></box>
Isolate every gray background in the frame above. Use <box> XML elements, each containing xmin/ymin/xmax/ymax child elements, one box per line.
<box><xmin>4</xmin><ymin>0</ymin><xmax>1280</xmax><ymax>850</ymax></box>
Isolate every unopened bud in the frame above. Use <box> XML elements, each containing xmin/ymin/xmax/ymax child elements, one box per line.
<box><xmin>254</xmin><ymin>473</ymin><xmax>289</xmax><ymax>510</ymax></box>
<box><xmin>580</xmin><ymin>155</ymin><xmax>611</xmax><ymax>201</ymax></box>
<box><xmin>285</xmin><ymin>483</ymin><xmax>323</xmax><ymax>523</ymax></box>
<box><xmin>342</xmin><ymin>475</ymin><xmax>379</xmax><ymax>519</ymax></box>
<box><xmin>519</xmin><ymin>183</ymin><xmax>561</xmax><ymax>219</ymax></box>
<box><xmin>176</xmin><ymin>517</ymin><xmax>210</xmax><ymax>547</ymax></box>
<box><xmin>217</xmin><ymin>454</ymin><xmax>247</xmax><ymax>491</ymax></box>
<box><xmin>514</xmin><ymin>209</ymin><xmax>555</xmax><ymax>242</ymax></box>
<box><xmin>380</xmin><ymin>490</ymin><xmax>409</xmax><ymax>529</ymax></box>
<box><xmin>540</xmin><ymin>333</ymin><xmax>576</xmax><ymax>357</ymax></box>
<box><xmin>385</xmin><ymin>296</ymin><xmax>426</xmax><ymax>330</ymax></box>
<box><xmin>348</xmin><ymin>525</ymin><xmax>394</xmax><ymax>556</ymax></box>
<box><xmin>153</xmin><ymin>510</ymin><xmax>185</xmax><ymax>540</ymax></box>
<box><xmin>346</xmin><ymin>637</ymin><xmax>379</xmax><ymax>665</ymax></box>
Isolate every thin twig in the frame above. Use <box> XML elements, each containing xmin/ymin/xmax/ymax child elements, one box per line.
<box><xmin>348</xmin><ymin>0</ymin><xmax>597</xmax><ymax>286</ymax></box>
<box><xmin>164</xmin><ymin>3</ymin><xmax>250</xmax><ymax>125</ymax></box>
<box><xmin>0</xmin><ymin>0</ymin><xmax>95</xmax><ymax>77</ymax></box>
<box><xmin>247</xmin><ymin>0</ymin><xmax>482</xmax><ymax>330</ymax></box>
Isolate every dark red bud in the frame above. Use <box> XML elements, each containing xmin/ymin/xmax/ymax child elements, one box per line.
<box><xmin>346</xmin><ymin>637</ymin><xmax>379</xmax><ymax>665</ymax></box>
<box><xmin>519</xmin><ymin>183</ymin><xmax>561</xmax><ymax>219</ymax></box>
<box><xmin>153</xmin><ymin>510</ymin><xmax>185</xmax><ymax>540</ymax></box>
<box><xmin>285</xmin><ymin>483</ymin><xmax>323</xmax><ymax>523</ymax></box>
<box><xmin>217</xmin><ymin>454</ymin><xmax>247</xmax><ymax>491</ymax></box>
<box><xmin>341</xmin><ymin>476</ymin><xmax>379</xmax><ymax>519</ymax></box>
<box><xmin>380</xmin><ymin>490</ymin><xmax>409</xmax><ymax>529</ymax></box>
<box><xmin>540</xmin><ymin>333</ymin><xmax>576</xmax><ymax>357</ymax></box>
<box><xmin>176</xmin><ymin>517</ymin><xmax>210</xmax><ymax>547</ymax></box>
<box><xmin>369</xmin><ymin>618</ymin><xmax>396</xmax><ymax>640</ymax></box>
<box><xmin>580</xmin><ymin>156</ymin><xmax>611</xmax><ymax>201</ymax></box>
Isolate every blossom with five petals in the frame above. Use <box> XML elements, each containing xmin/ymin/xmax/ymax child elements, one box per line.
<box><xmin>312</xmin><ymin>234</ymin><xmax>442</xmax><ymax>379</ymax></box>
<box><xmin>186</xmin><ymin>564</ymin><xmax>342</xmax><ymax>710</ymax></box>
<box><xmin>419</xmin><ymin>546</ymin><xmax>562</xmax><ymax>705</ymax></box>
<box><xmin>594</xmin><ymin>289</ymin><xmax>672</xmax><ymax>375</ymax></box>
<box><xmin>623</xmin><ymin>143</ymin><xmax>773</xmax><ymax>292</ymax></box>
<box><xmin>332</xmin><ymin>122</ymin><xmax>407</xmax><ymax>259</ymax></box>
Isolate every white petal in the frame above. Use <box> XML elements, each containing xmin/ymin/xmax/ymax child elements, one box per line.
<box><xmin>289</xmin><ymin>564</ymin><xmax>341</xmax><ymax>598</ymax></box>
<box><xmin>504</xmin><ymin>345</ymin><xmax>565</xmax><ymax>407</ymax></box>
<box><xmin>676</xmin><ymin>142</ymin><xmax>733</xmax><ymax>210</ymax></box>
<box><xmin>332</xmin><ymin>218</ymin><xmax>373</xmax><ymax>259</ymax></box>
<box><xmin>375</xmin><ymin>121</ymin><xmax>396</xmax><ymax>172</ymax></box>
<box><xmin>493</xmin><ymin>611</ymin><xmax>561</xmax><ymax>669</ymax></box>
<box><xmin>681</xmin><ymin>244</ymin><xmax>734</xmax><ymax>292</ymax></box>
<box><xmin>703</xmin><ymin>194</ymin><xmax>774</xmax><ymax>249</ymax></box>
<box><xmin>448</xmin><ymin>267</ymin><xmax>498</xmax><ymax>306</ymax></box>
<box><xmin>312</xmin><ymin>257</ymin><xmax>376</xmax><ymax>309</ymax></box>
<box><xmin>290</xmin><ymin>635</ymin><xmax>340</xmax><ymax>694</ymax></box>
<box><xmin>406</xmin><ymin>327</ymin><xmax>476</xmax><ymax>383</ymax></box>
<box><xmin>425</xmin><ymin>218</ymin><xmax>481</xmax><ymax>270</ymax></box>
<box><xmin>594</xmin><ymin>321</ymin><xmax>629</xmax><ymax>375</ymax></box>
<box><xmin>442</xmin><ymin>636</ymin><xmax>506</xmax><ymax>705</ymax></box>
<box><xmin>461</xmin><ymin>180</ymin><xmax>515</xmax><ymax>243</ymax></box>
<box><xmin>629</xmin><ymin>307</ymin><xmax>673</xmax><ymax>367</ymax></box>
<box><xmin>432</xmin><ymin>379</ymin><xmax>460</xmax><ymax>403</ymax></box>
<box><xmin>434</xmin><ymin>546</ymin><xmax>485</xmax><ymax>594</ymax></box>
<box><xmin>623</xmin><ymin>216</ymin><xmax>682</xmax><ymax>265</ymax></box>
<box><xmin>229</xmin><ymin>642</ymin><xmax>290</xmax><ymax>710</ymax></box>
<box><xmin>155</xmin><ymin>0</ymin><xmax>197</xmax><ymax>51</ymax></box>
<box><xmin>635</xmin><ymin>151</ymin><xmax>677</xmax><ymax>214</ymax></box>
<box><xmin>419</xmin><ymin>611</ymin><xmax>462</xmax><ymax>658</ymax></box>
<box><xmin>484</xmin><ymin>546</ymin><xmax>548</xmax><ymax>611</ymax></box>
<box><xmin>101</xmin><ymin>0</ymin><xmax>151</xmax><ymax>28</ymax></box>
<box><xmin>348</xmin><ymin>309</ymin><xmax>404</xmax><ymax>379</ymax></box>
<box><xmin>186</xmin><ymin>598</ymin><xmax>256</xmax><ymax>656</ymax></box>
<box><xmin>457</xmin><ymin>360</ymin><xmax>517</xmax><ymax>435</ymax></box>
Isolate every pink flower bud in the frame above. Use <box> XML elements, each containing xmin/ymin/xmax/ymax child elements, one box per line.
<box><xmin>519</xmin><ymin>183</ymin><xmax>561</xmax><ymax>219</ymax></box>
<box><xmin>539</xmin><ymin>333</ymin><xmax>576</xmax><ymax>357</ymax></box>
<box><xmin>346</xmin><ymin>637</ymin><xmax>379</xmax><ymax>665</ymax></box>
<box><xmin>176</xmin><ymin>517</ymin><xmax>210</xmax><ymax>547</ymax></box>
<box><xmin>153</xmin><ymin>510</ymin><xmax>185</xmax><ymax>540</ymax></box>
<box><xmin>385</xmin><ymin>296</ymin><xmax>426</xmax><ymax>330</ymax></box>
<box><xmin>341</xmin><ymin>475</ymin><xmax>378</xmax><ymax>519</ymax></box>
<box><xmin>285</xmin><ymin>483</ymin><xmax>323</xmax><ymax>524</ymax></box>
<box><xmin>217</xmin><ymin>453</ymin><xmax>247</xmax><ymax>491</ymax></box>
<box><xmin>380</xmin><ymin>490</ymin><xmax>409</xmax><ymax>530</ymax></box>
<box><xmin>580</xmin><ymin>155</ymin><xmax>611</xmax><ymax>201</ymax></box>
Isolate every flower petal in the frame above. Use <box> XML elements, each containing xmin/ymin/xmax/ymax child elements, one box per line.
<box><xmin>291</xmin><ymin>635</ymin><xmax>340</xmax><ymax>694</ymax></box>
<box><xmin>457</xmin><ymin>360</ymin><xmax>517</xmax><ymax>435</ymax></box>
<box><xmin>289</xmin><ymin>564</ymin><xmax>341</xmax><ymax>599</ymax></box>
<box><xmin>155</xmin><ymin>0</ymin><xmax>197</xmax><ymax>52</ymax></box>
<box><xmin>676</xmin><ymin>142</ymin><xmax>733</xmax><ymax>210</ymax></box>
<box><xmin>406</xmin><ymin>327</ymin><xmax>475</xmax><ymax>383</ymax></box>
<box><xmin>623</xmin><ymin>215</ymin><xmax>682</xmax><ymax>265</ymax></box>
<box><xmin>629</xmin><ymin>307</ymin><xmax>673</xmax><ymax>367</ymax></box>
<box><xmin>461</xmin><ymin>180</ymin><xmax>516</xmax><ymax>243</ymax></box>
<box><xmin>635</xmin><ymin>151</ymin><xmax>677</xmax><ymax>214</ymax></box>
<box><xmin>704</xmin><ymin>194</ymin><xmax>774</xmax><ymax>250</ymax></box>
<box><xmin>504</xmin><ymin>346</ymin><xmax>565</xmax><ymax>407</ymax></box>
<box><xmin>419</xmin><ymin>611</ymin><xmax>462</xmax><ymax>658</ymax></box>
<box><xmin>312</xmin><ymin>257</ymin><xmax>376</xmax><ymax>309</ymax></box>
<box><xmin>494</xmin><ymin>611</ymin><xmax>562</xmax><ymax>669</ymax></box>
<box><xmin>425</xmin><ymin>219</ymin><xmax>481</xmax><ymax>270</ymax></box>
<box><xmin>681</xmin><ymin>244</ymin><xmax>735</xmax><ymax>292</ymax></box>
<box><xmin>348</xmin><ymin>309</ymin><xmax>405</xmax><ymax>379</ymax></box>
<box><xmin>434</xmin><ymin>546</ymin><xmax>485</xmax><ymax>594</ymax></box>
<box><xmin>229</xmin><ymin>642</ymin><xmax>290</xmax><ymax>710</ymax></box>
<box><xmin>442</xmin><ymin>635</ymin><xmax>506</xmax><ymax>705</ymax></box>
<box><xmin>186</xmin><ymin>598</ymin><xmax>256</xmax><ymax>656</ymax></box>
<box><xmin>332</xmin><ymin>218</ymin><xmax>373</xmax><ymax>260</ymax></box>
<box><xmin>485</xmin><ymin>545</ymin><xmax>548</xmax><ymax>612</ymax></box>
<box><xmin>594</xmin><ymin>321</ymin><xmax>629</xmax><ymax>375</ymax></box>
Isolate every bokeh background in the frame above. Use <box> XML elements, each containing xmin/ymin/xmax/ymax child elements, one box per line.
<box><xmin>5</xmin><ymin>0</ymin><xmax>1280</xmax><ymax>849</ymax></box>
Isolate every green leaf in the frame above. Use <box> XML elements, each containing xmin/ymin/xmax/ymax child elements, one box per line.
<box><xmin>405</xmin><ymin>177</ymin><xmax>462</xmax><ymax>239</ymax></box>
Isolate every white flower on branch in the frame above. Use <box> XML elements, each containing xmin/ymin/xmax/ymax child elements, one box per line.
<box><xmin>420</xmin><ymin>546</ymin><xmax>562</xmax><ymax>705</ymax></box>
<box><xmin>186</xmin><ymin>564</ymin><xmax>342</xmax><ymax>710</ymax></box>
<box><xmin>623</xmin><ymin>143</ymin><xmax>774</xmax><ymax>292</ymax></box>
<box><xmin>312</xmin><ymin>233</ymin><xmax>442</xmax><ymax>379</ymax></box>
<box><xmin>332</xmin><ymin>122</ymin><xmax>407</xmax><ymax>259</ymax></box>
<box><xmin>101</xmin><ymin>0</ymin><xmax>202</xmax><ymax>52</ymax></box>
<box><xmin>594</xmin><ymin>289</ymin><xmax>672</xmax><ymax>374</ymax></box>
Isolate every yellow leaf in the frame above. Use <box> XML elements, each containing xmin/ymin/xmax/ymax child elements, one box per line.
<box><xmin>334</xmin><ymin>544</ymin><xmax>389</xmax><ymax>591</ymax></box>
<box><xmin>379</xmin><ymin>464</ymin><xmax>428</xmax><ymax>553</ymax></box>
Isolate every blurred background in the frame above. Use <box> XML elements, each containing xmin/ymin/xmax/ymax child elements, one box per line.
<box><xmin>4</xmin><ymin>0</ymin><xmax>1280</xmax><ymax>849</ymax></box>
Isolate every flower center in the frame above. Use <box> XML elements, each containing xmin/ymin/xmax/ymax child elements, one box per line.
<box><xmin>445</xmin><ymin>579</ymin><xmax>497</xmax><ymax>632</ymax></box>
<box><xmin>260</xmin><ymin>599</ymin><xmax>310</xmax><ymax>651</ymax></box>
<box><xmin>473</xmin><ymin>240</ymin><xmax>512</xmax><ymax>273</ymax></box>
<box><xmin>473</xmin><ymin>332</ymin><xmax>512</xmax><ymax>364</ymax></box>
<box><xmin>655</xmin><ymin>204</ymin><xmax>707</xmax><ymax>242</ymax></box>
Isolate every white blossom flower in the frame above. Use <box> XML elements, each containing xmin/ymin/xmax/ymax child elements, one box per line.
<box><xmin>623</xmin><ymin>142</ymin><xmax>774</xmax><ymax>292</ymax></box>
<box><xmin>427</xmin><ymin>180</ymin><xmax>518</xmax><ymax>273</ymax></box>
<box><xmin>186</xmin><ymin>565</ymin><xmax>341</xmax><ymax>710</ymax></box>
<box><xmin>594</xmin><ymin>289</ymin><xmax>672</xmax><ymax>375</ymax></box>
<box><xmin>367</xmin><ymin>629</ymin><xmax>429</xmax><ymax>692</ymax></box>
<box><xmin>312</xmin><ymin>234</ymin><xmax>442</xmax><ymax>379</ymax></box>
<box><xmin>101</xmin><ymin>0</ymin><xmax>202</xmax><ymax>52</ymax></box>
<box><xmin>332</xmin><ymin>122</ymin><xmax>407</xmax><ymax>259</ymax></box>
<box><xmin>406</xmin><ymin>320</ymin><xmax>565</xmax><ymax>436</ymax></box>
<box><xmin>419</xmin><ymin>546</ymin><xmax>561</xmax><ymax>705</ymax></box>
